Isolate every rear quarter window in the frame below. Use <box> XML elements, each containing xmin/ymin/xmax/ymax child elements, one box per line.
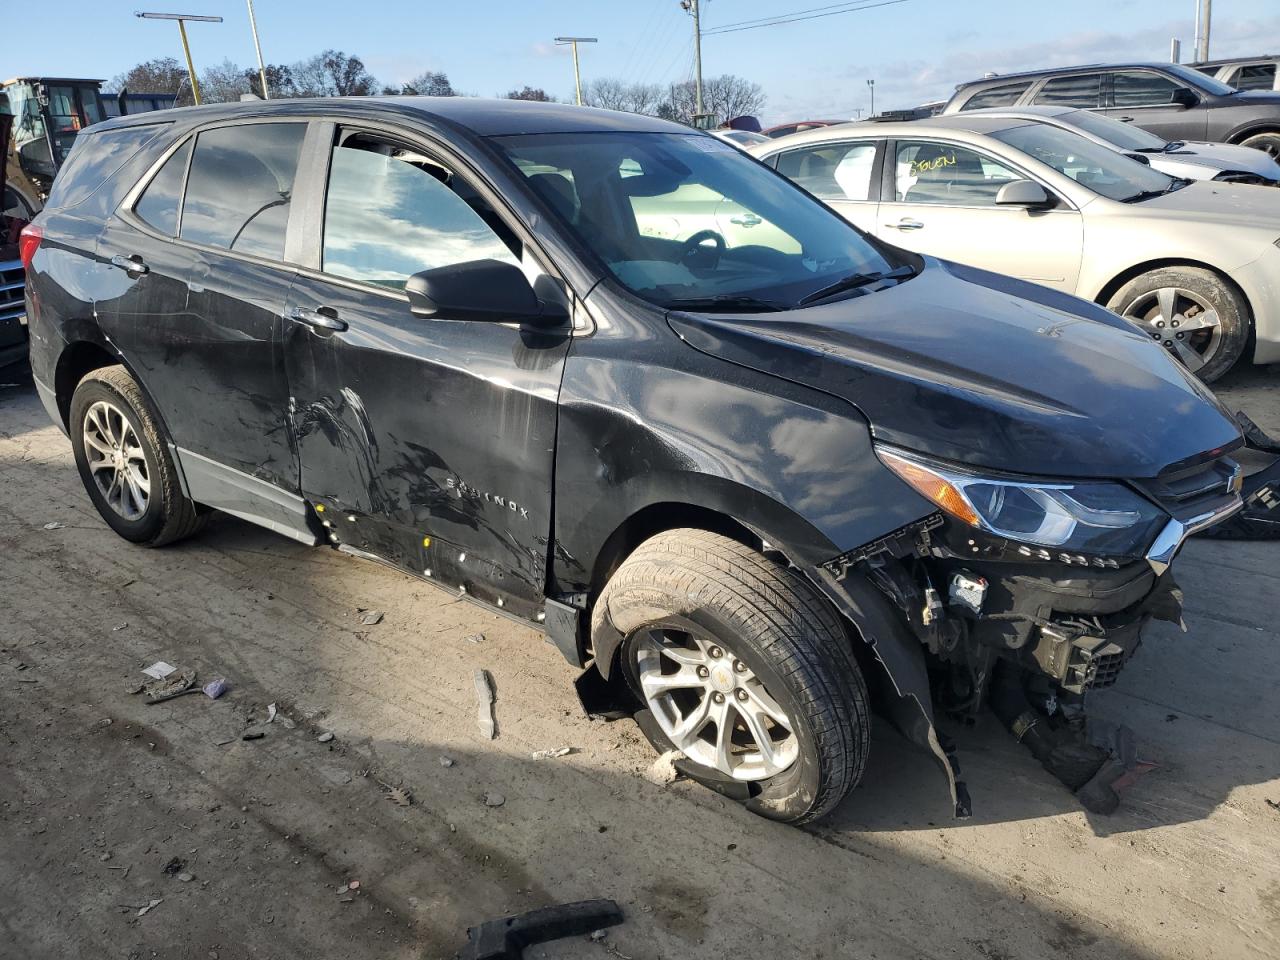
<box><xmin>44</xmin><ymin>123</ymin><xmax>169</xmax><ymax>211</ymax></box>
<box><xmin>960</xmin><ymin>82</ymin><xmax>1032</xmax><ymax>110</ymax></box>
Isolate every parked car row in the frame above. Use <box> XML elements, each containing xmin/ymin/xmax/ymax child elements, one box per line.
<box><xmin>22</xmin><ymin>95</ymin><xmax>1276</xmax><ymax>825</ymax></box>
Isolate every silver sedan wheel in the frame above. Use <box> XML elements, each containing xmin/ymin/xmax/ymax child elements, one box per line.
<box><xmin>634</xmin><ymin>627</ymin><xmax>799</xmax><ymax>781</ymax></box>
<box><xmin>1120</xmin><ymin>285</ymin><xmax>1222</xmax><ymax>374</ymax></box>
<box><xmin>83</xmin><ymin>400</ymin><xmax>150</xmax><ymax>520</ymax></box>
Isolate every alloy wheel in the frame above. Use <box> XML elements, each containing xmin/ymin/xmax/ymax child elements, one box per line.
<box><xmin>1120</xmin><ymin>285</ymin><xmax>1222</xmax><ymax>373</ymax></box>
<box><xmin>634</xmin><ymin>626</ymin><xmax>799</xmax><ymax>781</ymax></box>
<box><xmin>82</xmin><ymin>400</ymin><xmax>150</xmax><ymax>520</ymax></box>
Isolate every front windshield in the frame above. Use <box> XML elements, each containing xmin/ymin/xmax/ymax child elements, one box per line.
<box><xmin>991</xmin><ymin>123</ymin><xmax>1174</xmax><ymax>201</ymax></box>
<box><xmin>1061</xmin><ymin>108</ymin><xmax>1167</xmax><ymax>151</ymax></box>
<box><xmin>492</xmin><ymin>131</ymin><xmax>900</xmax><ymax>310</ymax></box>
<box><xmin>1165</xmin><ymin>62</ymin><xmax>1237</xmax><ymax>96</ymax></box>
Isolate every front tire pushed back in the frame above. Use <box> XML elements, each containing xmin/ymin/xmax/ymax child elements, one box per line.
<box><xmin>70</xmin><ymin>364</ymin><xmax>205</xmax><ymax>546</ymax></box>
<box><xmin>595</xmin><ymin>529</ymin><xmax>869</xmax><ymax>824</ymax></box>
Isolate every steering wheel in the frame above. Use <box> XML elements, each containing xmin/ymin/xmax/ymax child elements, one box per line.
<box><xmin>679</xmin><ymin>229</ymin><xmax>726</xmax><ymax>269</ymax></box>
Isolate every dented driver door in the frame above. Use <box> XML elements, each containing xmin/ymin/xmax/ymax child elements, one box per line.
<box><xmin>281</xmin><ymin>125</ymin><xmax>571</xmax><ymax>620</ymax></box>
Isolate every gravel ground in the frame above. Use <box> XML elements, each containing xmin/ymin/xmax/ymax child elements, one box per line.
<box><xmin>2</xmin><ymin>363</ymin><xmax>1278</xmax><ymax>960</ymax></box>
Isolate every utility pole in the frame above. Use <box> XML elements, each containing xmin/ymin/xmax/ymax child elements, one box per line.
<box><xmin>555</xmin><ymin>37</ymin><xmax>597</xmax><ymax>106</ymax></box>
<box><xmin>136</xmin><ymin>12</ymin><xmax>223</xmax><ymax>106</ymax></box>
<box><xmin>246</xmin><ymin>0</ymin><xmax>269</xmax><ymax>98</ymax></box>
<box><xmin>867</xmin><ymin>78</ymin><xmax>875</xmax><ymax>117</ymax></box>
<box><xmin>680</xmin><ymin>0</ymin><xmax>706</xmax><ymax>121</ymax></box>
<box><xmin>1194</xmin><ymin>0</ymin><xmax>1212</xmax><ymax>62</ymax></box>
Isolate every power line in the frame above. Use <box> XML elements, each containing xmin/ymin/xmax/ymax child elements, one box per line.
<box><xmin>703</xmin><ymin>0</ymin><xmax>908</xmax><ymax>37</ymax></box>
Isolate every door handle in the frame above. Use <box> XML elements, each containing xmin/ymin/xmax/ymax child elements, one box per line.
<box><xmin>110</xmin><ymin>254</ymin><xmax>149</xmax><ymax>276</ymax></box>
<box><xmin>729</xmin><ymin>213</ymin><xmax>762</xmax><ymax>227</ymax></box>
<box><xmin>289</xmin><ymin>306</ymin><xmax>348</xmax><ymax>333</ymax></box>
<box><xmin>886</xmin><ymin>218</ymin><xmax>925</xmax><ymax>231</ymax></box>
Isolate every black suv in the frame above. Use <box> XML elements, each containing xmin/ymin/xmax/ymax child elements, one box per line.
<box><xmin>944</xmin><ymin>62</ymin><xmax>1280</xmax><ymax>158</ymax></box>
<box><xmin>23</xmin><ymin>98</ymin><xmax>1249</xmax><ymax>823</ymax></box>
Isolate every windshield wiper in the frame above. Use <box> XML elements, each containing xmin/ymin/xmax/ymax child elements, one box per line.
<box><xmin>797</xmin><ymin>264</ymin><xmax>916</xmax><ymax>307</ymax></box>
<box><xmin>664</xmin><ymin>294</ymin><xmax>783</xmax><ymax>313</ymax></box>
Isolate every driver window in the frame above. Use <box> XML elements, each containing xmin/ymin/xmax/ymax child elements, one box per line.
<box><xmin>322</xmin><ymin>132</ymin><xmax>520</xmax><ymax>290</ymax></box>
<box><xmin>895</xmin><ymin>142</ymin><xmax>1020</xmax><ymax>206</ymax></box>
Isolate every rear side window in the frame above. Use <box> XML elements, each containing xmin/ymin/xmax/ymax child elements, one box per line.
<box><xmin>960</xmin><ymin>82</ymin><xmax>1032</xmax><ymax>110</ymax></box>
<box><xmin>1232</xmin><ymin>64</ymin><xmax>1277</xmax><ymax>91</ymax></box>
<box><xmin>776</xmin><ymin>142</ymin><xmax>877</xmax><ymax>201</ymax></box>
<box><xmin>45</xmin><ymin>123</ymin><xmax>167</xmax><ymax>210</ymax></box>
<box><xmin>1111</xmin><ymin>70</ymin><xmax>1181</xmax><ymax>107</ymax></box>
<box><xmin>135</xmin><ymin>139</ymin><xmax>192</xmax><ymax>236</ymax></box>
<box><xmin>180</xmin><ymin>123</ymin><xmax>305</xmax><ymax>259</ymax></box>
<box><xmin>1033</xmin><ymin>74</ymin><xmax>1103</xmax><ymax>108</ymax></box>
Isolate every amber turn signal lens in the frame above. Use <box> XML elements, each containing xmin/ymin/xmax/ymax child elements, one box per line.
<box><xmin>879</xmin><ymin>449</ymin><xmax>981</xmax><ymax>527</ymax></box>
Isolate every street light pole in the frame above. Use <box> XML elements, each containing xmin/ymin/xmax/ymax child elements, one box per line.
<box><xmin>136</xmin><ymin>12</ymin><xmax>223</xmax><ymax>106</ymax></box>
<box><xmin>246</xmin><ymin>0</ymin><xmax>270</xmax><ymax>98</ymax></box>
<box><xmin>682</xmin><ymin>0</ymin><xmax>705</xmax><ymax>116</ymax></box>
<box><xmin>555</xmin><ymin>37</ymin><xmax>597</xmax><ymax>106</ymax></box>
<box><xmin>1194</xmin><ymin>0</ymin><xmax>1212</xmax><ymax>62</ymax></box>
<box><xmin>867</xmin><ymin>78</ymin><xmax>875</xmax><ymax>117</ymax></box>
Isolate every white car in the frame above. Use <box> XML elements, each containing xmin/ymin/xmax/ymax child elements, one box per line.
<box><xmin>750</xmin><ymin>115</ymin><xmax>1280</xmax><ymax>380</ymax></box>
<box><xmin>960</xmin><ymin>104</ymin><xmax>1280</xmax><ymax>185</ymax></box>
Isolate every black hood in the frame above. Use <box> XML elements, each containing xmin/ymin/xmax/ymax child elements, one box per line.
<box><xmin>668</xmin><ymin>259</ymin><xmax>1242</xmax><ymax>480</ymax></box>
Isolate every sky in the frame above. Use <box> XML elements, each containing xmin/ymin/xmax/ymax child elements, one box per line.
<box><xmin>9</xmin><ymin>0</ymin><xmax>1280</xmax><ymax>125</ymax></box>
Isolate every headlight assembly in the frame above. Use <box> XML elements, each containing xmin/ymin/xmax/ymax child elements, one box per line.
<box><xmin>877</xmin><ymin>446</ymin><xmax>1167</xmax><ymax>559</ymax></box>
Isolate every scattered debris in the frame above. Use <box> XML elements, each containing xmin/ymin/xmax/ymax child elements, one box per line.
<box><xmin>483</xmin><ymin>791</ymin><xmax>506</xmax><ymax>808</ymax></box>
<box><xmin>177</xmin><ymin>872</ymin><xmax>194</xmax><ymax>883</ymax></box>
<box><xmin>347</xmin><ymin>879</ymin><xmax>361</xmax><ymax>891</ymax></box>
<box><xmin>359</xmin><ymin>609</ymin><xmax>384</xmax><ymax>626</ymax></box>
<box><xmin>531</xmin><ymin>747</ymin><xmax>572</xmax><ymax>761</ymax></box>
<box><xmin>99</xmin><ymin>852</ymin><xmax>112</xmax><ymax>862</ymax></box>
<box><xmin>214</xmin><ymin>737</ymin><xmax>235</xmax><ymax>747</ymax></box>
<box><xmin>384</xmin><ymin>784</ymin><xmax>413</xmax><ymax>807</ymax></box>
<box><xmin>144</xmin><ymin>671</ymin><xmax>199</xmax><ymax>705</ymax></box>
<box><xmin>590</xmin><ymin>929</ymin><xmax>608</xmax><ymax>942</ymax></box>
<box><xmin>463</xmin><ymin>633</ymin><xmax>485</xmax><ymax>644</ymax></box>
<box><xmin>136</xmin><ymin>899</ymin><xmax>163</xmax><ymax>918</ymax></box>
<box><xmin>142</xmin><ymin>661</ymin><xmax>177</xmax><ymax>680</ymax></box>
<box><xmin>458</xmin><ymin>899</ymin><xmax>624</xmax><ymax>960</ymax></box>
<box><xmin>317</xmin><ymin>732</ymin><xmax>335</xmax><ymax>744</ymax></box>
<box><xmin>439</xmin><ymin>756</ymin><xmax>455</xmax><ymax>768</ymax></box>
<box><xmin>112</xmin><ymin>622</ymin><xmax>129</xmax><ymax>632</ymax></box>
<box><xmin>1266</xmin><ymin>798</ymin><xmax>1280</xmax><ymax>812</ymax></box>
<box><xmin>266</xmin><ymin>703</ymin><xmax>278</xmax><ymax>724</ymax></box>
<box><xmin>162</xmin><ymin>857</ymin><xmax>186</xmax><ymax>876</ymax></box>
<box><xmin>42</xmin><ymin>521</ymin><xmax>64</xmax><ymax>530</ymax></box>
<box><xmin>474</xmin><ymin>669</ymin><xmax>497</xmax><ymax>740</ymax></box>
<box><xmin>242</xmin><ymin>731</ymin><xmax>265</xmax><ymax>742</ymax></box>
<box><xmin>203</xmin><ymin>678</ymin><xmax>228</xmax><ymax>700</ymax></box>
<box><xmin>644</xmin><ymin>750</ymin><xmax>686</xmax><ymax>787</ymax></box>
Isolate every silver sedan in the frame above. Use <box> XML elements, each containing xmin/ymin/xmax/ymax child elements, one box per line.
<box><xmin>751</xmin><ymin>116</ymin><xmax>1280</xmax><ymax>380</ymax></box>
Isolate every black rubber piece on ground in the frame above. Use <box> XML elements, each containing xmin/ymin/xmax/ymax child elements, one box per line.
<box><xmin>595</xmin><ymin>528</ymin><xmax>870</xmax><ymax>825</ymax></box>
<box><xmin>69</xmin><ymin>364</ymin><xmax>206</xmax><ymax>546</ymax></box>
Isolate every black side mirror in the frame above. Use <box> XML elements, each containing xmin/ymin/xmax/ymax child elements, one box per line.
<box><xmin>406</xmin><ymin>259</ymin><xmax>547</xmax><ymax>324</ymax></box>
<box><xmin>995</xmin><ymin>179</ymin><xmax>1054</xmax><ymax>208</ymax></box>
<box><xmin>1171</xmin><ymin>86</ymin><xmax>1200</xmax><ymax>108</ymax></box>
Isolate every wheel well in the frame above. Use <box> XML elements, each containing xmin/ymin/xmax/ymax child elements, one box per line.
<box><xmin>1228</xmin><ymin>125</ymin><xmax>1280</xmax><ymax>144</ymax></box>
<box><xmin>54</xmin><ymin>341</ymin><xmax>120</xmax><ymax>429</ymax></box>
<box><xmin>586</xmin><ymin>502</ymin><xmax>763</xmax><ymax>600</ymax></box>
<box><xmin>1093</xmin><ymin>258</ymin><xmax>1252</xmax><ymax>319</ymax></box>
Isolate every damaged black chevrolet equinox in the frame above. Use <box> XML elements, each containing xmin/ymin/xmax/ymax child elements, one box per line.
<box><xmin>24</xmin><ymin>99</ymin><xmax>1248</xmax><ymax>823</ymax></box>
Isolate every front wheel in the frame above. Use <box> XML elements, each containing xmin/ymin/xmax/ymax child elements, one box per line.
<box><xmin>593</xmin><ymin>529</ymin><xmax>869</xmax><ymax>824</ymax></box>
<box><xmin>1106</xmin><ymin>266</ymin><xmax>1251</xmax><ymax>382</ymax></box>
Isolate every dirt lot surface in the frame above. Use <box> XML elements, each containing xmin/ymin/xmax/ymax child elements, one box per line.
<box><xmin>2</xmin><ymin>364</ymin><xmax>1279</xmax><ymax>960</ymax></box>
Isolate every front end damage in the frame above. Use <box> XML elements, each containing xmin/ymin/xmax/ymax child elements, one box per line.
<box><xmin>818</xmin><ymin>450</ymin><xmax>1249</xmax><ymax>818</ymax></box>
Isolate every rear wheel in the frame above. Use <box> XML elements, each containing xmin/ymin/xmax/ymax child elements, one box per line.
<box><xmin>1239</xmin><ymin>130</ymin><xmax>1280</xmax><ymax>161</ymax></box>
<box><xmin>594</xmin><ymin>528</ymin><xmax>869</xmax><ymax>824</ymax></box>
<box><xmin>1106</xmin><ymin>266</ymin><xmax>1250</xmax><ymax>382</ymax></box>
<box><xmin>69</xmin><ymin>365</ymin><xmax>206</xmax><ymax>546</ymax></box>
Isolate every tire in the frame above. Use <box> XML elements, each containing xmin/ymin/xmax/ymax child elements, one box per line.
<box><xmin>593</xmin><ymin>528</ymin><xmax>869</xmax><ymax>824</ymax></box>
<box><xmin>1106</xmin><ymin>266</ymin><xmax>1251</xmax><ymax>383</ymax></box>
<box><xmin>1238</xmin><ymin>130</ymin><xmax>1280</xmax><ymax>162</ymax></box>
<box><xmin>69</xmin><ymin>365</ymin><xmax>206</xmax><ymax>546</ymax></box>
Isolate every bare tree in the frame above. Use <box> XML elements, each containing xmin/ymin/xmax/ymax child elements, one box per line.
<box><xmin>292</xmin><ymin>50</ymin><xmax>378</xmax><ymax>97</ymax></box>
<box><xmin>109</xmin><ymin>57</ymin><xmax>192</xmax><ymax>103</ymax></box>
<box><xmin>245</xmin><ymin>64</ymin><xmax>296</xmax><ymax>99</ymax></box>
<box><xmin>582</xmin><ymin>79</ymin><xmax>663</xmax><ymax>114</ymax></box>
<box><xmin>662</xmin><ymin>74</ymin><xmax>766</xmax><ymax>125</ymax></box>
<box><xmin>403</xmin><ymin>71</ymin><xmax>456</xmax><ymax>97</ymax></box>
<box><xmin>505</xmin><ymin>86</ymin><xmax>554</xmax><ymax>102</ymax></box>
<box><xmin>200</xmin><ymin>59</ymin><xmax>252</xmax><ymax>103</ymax></box>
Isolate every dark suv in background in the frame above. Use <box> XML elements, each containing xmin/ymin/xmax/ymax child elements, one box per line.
<box><xmin>1193</xmin><ymin>55</ymin><xmax>1280</xmax><ymax>93</ymax></box>
<box><xmin>944</xmin><ymin>62</ymin><xmax>1280</xmax><ymax>158</ymax></box>
<box><xmin>22</xmin><ymin>98</ymin><xmax>1253</xmax><ymax>824</ymax></box>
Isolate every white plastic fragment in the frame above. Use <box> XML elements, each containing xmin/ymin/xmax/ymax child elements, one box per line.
<box><xmin>137</xmin><ymin>898</ymin><xmax>163</xmax><ymax>917</ymax></box>
<box><xmin>142</xmin><ymin>661</ymin><xmax>177</xmax><ymax>680</ymax></box>
<box><xmin>317</xmin><ymin>731</ymin><xmax>335</xmax><ymax>743</ymax></box>
<box><xmin>266</xmin><ymin>703</ymin><xmax>278</xmax><ymax>724</ymax></box>
<box><xmin>531</xmin><ymin>747</ymin><xmax>572</xmax><ymax>761</ymax></box>
<box><xmin>644</xmin><ymin>750</ymin><xmax>686</xmax><ymax>787</ymax></box>
<box><xmin>474</xmin><ymin>669</ymin><xmax>496</xmax><ymax>740</ymax></box>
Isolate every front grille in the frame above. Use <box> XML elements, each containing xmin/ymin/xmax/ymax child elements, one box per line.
<box><xmin>0</xmin><ymin>258</ymin><xmax>24</xmax><ymax>323</ymax></box>
<box><xmin>1140</xmin><ymin>456</ymin><xmax>1240</xmax><ymax>507</ymax></box>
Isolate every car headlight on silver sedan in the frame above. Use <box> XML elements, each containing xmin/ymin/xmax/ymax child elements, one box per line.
<box><xmin>877</xmin><ymin>446</ymin><xmax>1167</xmax><ymax>560</ymax></box>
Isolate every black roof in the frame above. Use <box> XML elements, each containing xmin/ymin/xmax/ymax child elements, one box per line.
<box><xmin>954</xmin><ymin>62</ymin><xmax>1185</xmax><ymax>91</ymax></box>
<box><xmin>93</xmin><ymin>95</ymin><xmax>686</xmax><ymax>138</ymax></box>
